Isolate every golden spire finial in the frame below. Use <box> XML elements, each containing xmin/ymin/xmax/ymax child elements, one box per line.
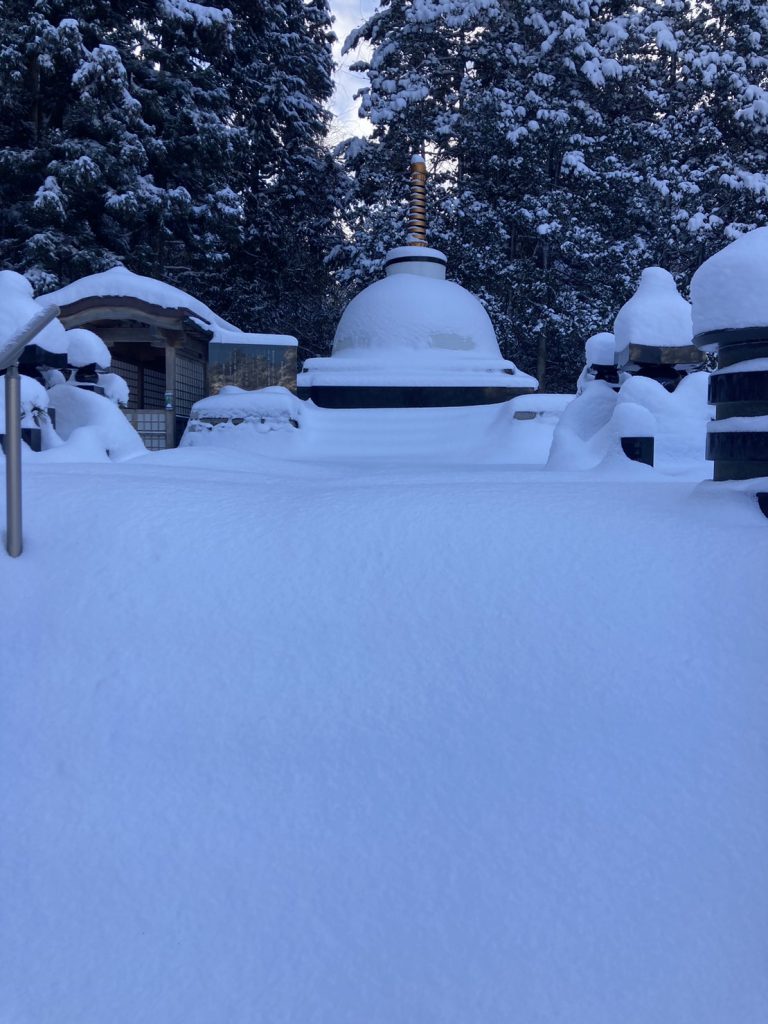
<box><xmin>407</xmin><ymin>154</ymin><xmax>428</xmax><ymax>247</ymax></box>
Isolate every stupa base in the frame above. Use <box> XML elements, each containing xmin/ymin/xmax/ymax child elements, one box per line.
<box><xmin>297</xmin><ymin>384</ymin><xmax>535</xmax><ymax>408</ymax></box>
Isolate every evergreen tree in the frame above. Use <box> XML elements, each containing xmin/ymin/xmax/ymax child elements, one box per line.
<box><xmin>211</xmin><ymin>0</ymin><xmax>345</xmax><ymax>356</ymax></box>
<box><xmin>133</xmin><ymin>0</ymin><xmax>241</xmax><ymax>297</ymax></box>
<box><xmin>0</xmin><ymin>0</ymin><xmax>157</xmax><ymax>290</ymax></box>
<box><xmin>0</xmin><ymin>0</ymin><xmax>239</xmax><ymax>294</ymax></box>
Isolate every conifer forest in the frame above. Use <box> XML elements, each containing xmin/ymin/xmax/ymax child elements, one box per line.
<box><xmin>1</xmin><ymin>0</ymin><xmax>766</xmax><ymax>389</ymax></box>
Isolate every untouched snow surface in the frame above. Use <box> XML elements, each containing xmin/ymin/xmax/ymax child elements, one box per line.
<box><xmin>1</xmin><ymin>426</ymin><xmax>767</xmax><ymax>1024</ymax></box>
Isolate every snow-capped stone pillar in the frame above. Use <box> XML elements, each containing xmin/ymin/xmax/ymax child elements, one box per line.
<box><xmin>692</xmin><ymin>228</ymin><xmax>768</xmax><ymax>495</ymax></box>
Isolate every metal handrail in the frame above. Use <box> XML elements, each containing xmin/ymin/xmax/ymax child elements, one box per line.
<box><xmin>2</xmin><ymin>304</ymin><xmax>60</xmax><ymax>557</ymax></box>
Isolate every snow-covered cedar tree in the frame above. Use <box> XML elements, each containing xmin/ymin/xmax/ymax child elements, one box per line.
<box><xmin>207</xmin><ymin>0</ymin><xmax>346</xmax><ymax>361</ymax></box>
<box><xmin>0</xmin><ymin>0</ymin><xmax>239</xmax><ymax>292</ymax></box>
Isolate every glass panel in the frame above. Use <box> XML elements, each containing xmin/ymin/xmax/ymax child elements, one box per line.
<box><xmin>109</xmin><ymin>359</ymin><xmax>139</xmax><ymax>408</ymax></box>
<box><xmin>143</xmin><ymin>368</ymin><xmax>165</xmax><ymax>409</ymax></box>
<box><xmin>174</xmin><ymin>356</ymin><xmax>206</xmax><ymax>417</ymax></box>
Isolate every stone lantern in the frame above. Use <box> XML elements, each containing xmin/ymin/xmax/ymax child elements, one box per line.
<box><xmin>577</xmin><ymin>332</ymin><xmax>620</xmax><ymax>393</ymax></box>
<box><xmin>614</xmin><ymin>267</ymin><xmax>705</xmax><ymax>391</ymax></box>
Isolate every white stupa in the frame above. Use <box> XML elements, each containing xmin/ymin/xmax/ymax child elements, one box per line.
<box><xmin>298</xmin><ymin>156</ymin><xmax>537</xmax><ymax>407</ymax></box>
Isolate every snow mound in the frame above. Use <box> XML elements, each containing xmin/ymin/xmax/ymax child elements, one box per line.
<box><xmin>65</xmin><ymin>328</ymin><xmax>111</xmax><ymax>368</ymax></box>
<box><xmin>46</xmin><ymin>384</ymin><xmax>146</xmax><ymax>461</ymax></box>
<box><xmin>301</xmin><ymin>266</ymin><xmax>537</xmax><ymax>391</ymax></box>
<box><xmin>182</xmin><ymin>386</ymin><xmax>303</xmax><ymax>446</ymax></box>
<box><xmin>180</xmin><ymin>396</ymin><xmax>563</xmax><ymax>466</ymax></box>
<box><xmin>611</xmin><ymin>399</ymin><xmax>657</xmax><ymax>439</ymax></box>
<box><xmin>335</xmin><ymin>274</ymin><xmax>498</xmax><ymax>357</ymax></box>
<box><xmin>547</xmin><ymin>373</ymin><xmax>710</xmax><ymax>475</ymax></box>
<box><xmin>97</xmin><ymin>373</ymin><xmax>130</xmax><ymax>406</ymax></box>
<box><xmin>585</xmin><ymin>331</ymin><xmax>616</xmax><ymax>366</ymax></box>
<box><xmin>0</xmin><ymin>373</ymin><xmax>50</xmax><ymax>431</ymax></box>
<box><xmin>0</xmin><ymin>270</ymin><xmax>67</xmax><ymax>356</ymax></box>
<box><xmin>691</xmin><ymin>226</ymin><xmax>768</xmax><ymax>339</ymax></box>
<box><xmin>508</xmin><ymin>393</ymin><xmax>574</xmax><ymax>415</ymax></box>
<box><xmin>614</xmin><ymin>268</ymin><xmax>693</xmax><ymax>359</ymax></box>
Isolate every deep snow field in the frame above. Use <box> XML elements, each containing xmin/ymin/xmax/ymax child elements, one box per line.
<box><xmin>2</xmin><ymin>405</ymin><xmax>768</xmax><ymax>1024</ymax></box>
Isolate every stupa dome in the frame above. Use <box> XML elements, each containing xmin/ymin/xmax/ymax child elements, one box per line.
<box><xmin>298</xmin><ymin>158</ymin><xmax>537</xmax><ymax>407</ymax></box>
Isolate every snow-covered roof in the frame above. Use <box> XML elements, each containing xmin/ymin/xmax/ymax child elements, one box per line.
<box><xmin>210</xmin><ymin>330</ymin><xmax>297</xmax><ymax>349</ymax></box>
<box><xmin>41</xmin><ymin>266</ymin><xmax>297</xmax><ymax>348</ymax></box>
<box><xmin>614</xmin><ymin>268</ymin><xmax>692</xmax><ymax>355</ymax></box>
<box><xmin>691</xmin><ymin>226</ymin><xmax>768</xmax><ymax>340</ymax></box>
<box><xmin>43</xmin><ymin>266</ymin><xmax>236</xmax><ymax>326</ymax></box>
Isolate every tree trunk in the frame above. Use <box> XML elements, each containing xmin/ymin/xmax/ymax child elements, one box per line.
<box><xmin>537</xmin><ymin>241</ymin><xmax>550</xmax><ymax>387</ymax></box>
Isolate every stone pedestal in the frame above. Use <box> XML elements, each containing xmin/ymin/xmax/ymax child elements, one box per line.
<box><xmin>621</xmin><ymin>343</ymin><xmax>706</xmax><ymax>393</ymax></box>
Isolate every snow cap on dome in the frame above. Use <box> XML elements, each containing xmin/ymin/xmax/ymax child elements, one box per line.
<box><xmin>332</xmin><ymin>273</ymin><xmax>496</xmax><ymax>358</ymax></box>
<box><xmin>614</xmin><ymin>268</ymin><xmax>692</xmax><ymax>357</ymax></box>
<box><xmin>585</xmin><ymin>332</ymin><xmax>615</xmax><ymax>366</ymax></box>
<box><xmin>691</xmin><ymin>226</ymin><xmax>768</xmax><ymax>339</ymax></box>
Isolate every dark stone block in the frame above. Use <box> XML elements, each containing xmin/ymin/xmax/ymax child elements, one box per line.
<box><xmin>698</xmin><ymin>325</ymin><xmax>768</xmax><ymax>480</ymax></box>
<box><xmin>620</xmin><ymin>435</ymin><xmax>654</xmax><ymax>466</ymax></box>
<box><xmin>1</xmin><ymin>427</ymin><xmax>41</xmax><ymax>453</ymax></box>
<box><xmin>713</xmin><ymin>460</ymin><xmax>768</xmax><ymax>481</ymax></box>
<box><xmin>590</xmin><ymin>362</ymin><xmax>620</xmax><ymax>385</ymax></box>
<box><xmin>707</xmin><ymin>431</ymin><xmax>768</xmax><ymax>460</ymax></box>
<box><xmin>622</xmin><ymin>363</ymin><xmax>689</xmax><ymax>392</ymax></box>
<box><xmin>300</xmin><ymin>385</ymin><xmax>534</xmax><ymax>409</ymax></box>
<box><xmin>709</xmin><ymin>370</ymin><xmax>768</xmax><ymax>406</ymax></box>
<box><xmin>693</xmin><ymin>325</ymin><xmax>768</xmax><ymax>355</ymax></box>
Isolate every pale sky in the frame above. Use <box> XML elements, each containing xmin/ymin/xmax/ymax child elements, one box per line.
<box><xmin>328</xmin><ymin>0</ymin><xmax>377</xmax><ymax>142</ymax></box>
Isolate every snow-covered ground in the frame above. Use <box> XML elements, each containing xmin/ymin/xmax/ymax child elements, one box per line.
<box><xmin>2</xmin><ymin>411</ymin><xmax>767</xmax><ymax>1024</ymax></box>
